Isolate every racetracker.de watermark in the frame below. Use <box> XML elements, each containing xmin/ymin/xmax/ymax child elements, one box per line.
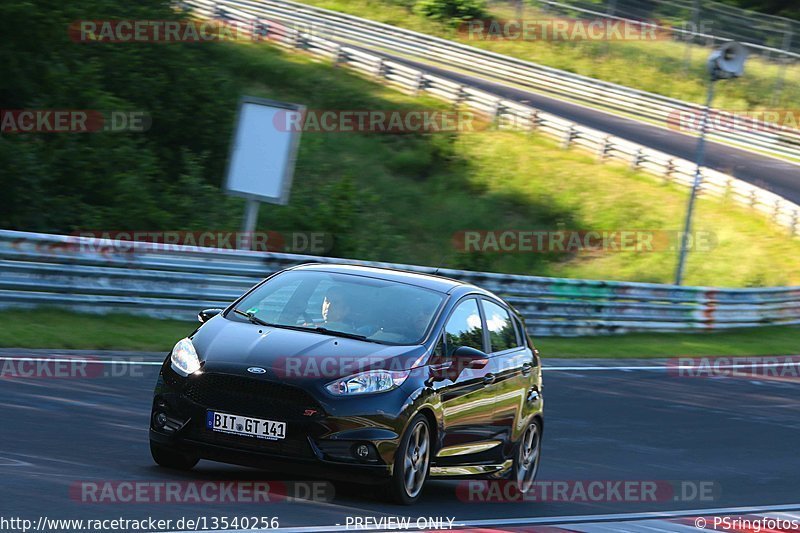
<box><xmin>70</xmin><ymin>19</ymin><xmax>244</xmax><ymax>43</ymax></box>
<box><xmin>0</xmin><ymin>110</ymin><xmax>150</xmax><ymax>134</ymax></box>
<box><xmin>0</xmin><ymin>356</ymin><xmax>148</xmax><ymax>380</ymax></box>
<box><xmin>272</xmin><ymin>110</ymin><xmax>485</xmax><ymax>134</ymax></box>
<box><xmin>70</xmin><ymin>230</ymin><xmax>333</xmax><ymax>254</ymax></box>
<box><xmin>459</xmin><ymin>18</ymin><xmax>671</xmax><ymax>41</ymax></box>
<box><xmin>457</xmin><ymin>480</ymin><xmax>718</xmax><ymax>503</ymax></box>
<box><xmin>453</xmin><ymin>230</ymin><xmax>717</xmax><ymax>253</ymax></box>
<box><xmin>69</xmin><ymin>480</ymin><xmax>333</xmax><ymax>504</ymax></box>
<box><xmin>69</xmin><ymin>18</ymin><xmax>333</xmax><ymax>44</ymax></box>
<box><xmin>667</xmin><ymin>109</ymin><xmax>800</xmax><ymax>135</ymax></box>
<box><xmin>668</xmin><ymin>356</ymin><xmax>800</xmax><ymax>379</ymax></box>
<box><xmin>0</xmin><ymin>516</ymin><xmax>279</xmax><ymax>533</ymax></box>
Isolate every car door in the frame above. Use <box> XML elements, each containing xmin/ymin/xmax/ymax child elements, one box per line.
<box><xmin>431</xmin><ymin>297</ymin><xmax>502</xmax><ymax>460</ymax></box>
<box><xmin>480</xmin><ymin>298</ymin><xmax>532</xmax><ymax>442</ymax></box>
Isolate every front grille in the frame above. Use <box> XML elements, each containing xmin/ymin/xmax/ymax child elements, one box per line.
<box><xmin>181</xmin><ymin>373</ymin><xmax>321</xmax><ymax>458</ymax></box>
<box><xmin>181</xmin><ymin>373</ymin><xmax>324</xmax><ymax>419</ymax></box>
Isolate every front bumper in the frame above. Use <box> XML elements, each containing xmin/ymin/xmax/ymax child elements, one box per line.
<box><xmin>150</xmin><ymin>365</ymin><xmax>406</xmax><ymax>482</ymax></box>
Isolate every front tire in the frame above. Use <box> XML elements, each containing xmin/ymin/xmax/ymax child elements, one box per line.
<box><xmin>386</xmin><ymin>414</ymin><xmax>431</xmax><ymax>505</ymax></box>
<box><xmin>150</xmin><ymin>442</ymin><xmax>199</xmax><ymax>471</ymax></box>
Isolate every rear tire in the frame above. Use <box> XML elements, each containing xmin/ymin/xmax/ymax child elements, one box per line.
<box><xmin>385</xmin><ymin>414</ymin><xmax>431</xmax><ymax>505</ymax></box>
<box><xmin>150</xmin><ymin>442</ymin><xmax>199</xmax><ymax>471</ymax></box>
<box><xmin>511</xmin><ymin>419</ymin><xmax>541</xmax><ymax>493</ymax></box>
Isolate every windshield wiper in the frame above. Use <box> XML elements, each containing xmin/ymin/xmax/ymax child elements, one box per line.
<box><xmin>302</xmin><ymin>326</ymin><xmax>370</xmax><ymax>342</ymax></box>
<box><xmin>231</xmin><ymin>309</ymin><xmax>374</xmax><ymax>342</ymax></box>
<box><xmin>231</xmin><ymin>308</ymin><xmax>272</xmax><ymax>327</ymax></box>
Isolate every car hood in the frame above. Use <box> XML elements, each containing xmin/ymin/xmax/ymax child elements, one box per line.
<box><xmin>191</xmin><ymin>315</ymin><xmax>427</xmax><ymax>382</ymax></box>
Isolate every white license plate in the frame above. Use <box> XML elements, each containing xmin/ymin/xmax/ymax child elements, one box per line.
<box><xmin>206</xmin><ymin>411</ymin><xmax>286</xmax><ymax>440</ymax></box>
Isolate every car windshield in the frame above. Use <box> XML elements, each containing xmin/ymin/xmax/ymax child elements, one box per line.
<box><xmin>232</xmin><ymin>270</ymin><xmax>446</xmax><ymax>345</ymax></box>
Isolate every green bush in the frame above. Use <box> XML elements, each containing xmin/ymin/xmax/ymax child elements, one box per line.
<box><xmin>414</xmin><ymin>0</ymin><xmax>486</xmax><ymax>22</ymax></box>
<box><xmin>0</xmin><ymin>0</ymin><xmax>240</xmax><ymax>232</ymax></box>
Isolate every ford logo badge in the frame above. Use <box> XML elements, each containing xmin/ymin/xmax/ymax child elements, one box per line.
<box><xmin>247</xmin><ymin>367</ymin><xmax>267</xmax><ymax>374</ymax></box>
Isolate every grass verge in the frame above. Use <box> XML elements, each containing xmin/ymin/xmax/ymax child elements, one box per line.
<box><xmin>536</xmin><ymin>325</ymin><xmax>800</xmax><ymax>358</ymax></box>
<box><xmin>296</xmin><ymin>0</ymin><xmax>800</xmax><ymax>112</ymax></box>
<box><xmin>224</xmin><ymin>43</ymin><xmax>800</xmax><ymax>287</ymax></box>
<box><xmin>0</xmin><ymin>310</ymin><xmax>195</xmax><ymax>352</ymax></box>
<box><xmin>0</xmin><ymin>310</ymin><xmax>796</xmax><ymax>358</ymax></box>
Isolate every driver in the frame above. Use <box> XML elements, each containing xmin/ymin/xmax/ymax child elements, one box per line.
<box><xmin>321</xmin><ymin>285</ymin><xmax>355</xmax><ymax>332</ymax></box>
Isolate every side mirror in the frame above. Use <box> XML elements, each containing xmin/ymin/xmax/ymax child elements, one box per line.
<box><xmin>452</xmin><ymin>346</ymin><xmax>489</xmax><ymax>370</ymax></box>
<box><xmin>198</xmin><ymin>308</ymin><xmax>223</xmax><ymax>323</ymax></box>
<box><xmin>428</xmin><ymin>345</ymin><xmax>489</xmax><ymax>384</ymax></box>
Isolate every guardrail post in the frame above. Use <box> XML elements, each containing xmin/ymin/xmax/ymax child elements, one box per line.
<box><xmin>332</xmin><ymin>43</ymin><xmax>344</xmax><ymax>65</ymax></box>
<box><xmin>454</xmin><ymin>85</ymin><xmax>466</xmax><ymax>105</ymax></box>
<box><xmin>287</xmin><ymin>28</ymin><xmax>300</xmax><ymax>49</ymax></box>
<box><xmin>597</xmin><ymin>135</ymin><xmax>611</xmax><ymax>160</ymax></box>
<box><xmin>491</xmin><ymin>100</ymin><xmax>503</xmax><ymax>129</ymax></box>
<box><xmin>663</xmin><ymin>158</ymin><xmax>675</xmax><ymax>182</ymax></box>
<box><xmin>562</xmin><ymin>125</ymin><xmax>576</xmax><ymax>149</ymax></box>
<box><xmin>528</xmin><ymin>109</ymin><xmax>539</xmax><ymax>133</ymax></box>
<box><xmin>213</xmin><ymin>4</ymin><xmax>228</xmax><ymax>21</ymax></box>
<box><xmin>630</xmin><ymin>148</ymin><xmax>643</xmax><ymax>170</ymax></box>
<box><xmin>412</xmin><ymin>71</ymin><xmax>426</xmax><ymax>96</ymax></box>
<box><xmin>373</xmin><ymin>58</ymin><xmax>385</xmax><ymax>80</ymax></box>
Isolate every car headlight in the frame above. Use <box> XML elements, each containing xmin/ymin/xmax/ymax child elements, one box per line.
<box><xmin>326</xmin><ymin>370</ymin><xmax>409</xmax><ymax>396</ymax></box>
<box><xmin>170</xmin><ymin>338</ymin><xmax>201</xmax><ymax>377</ymax></box>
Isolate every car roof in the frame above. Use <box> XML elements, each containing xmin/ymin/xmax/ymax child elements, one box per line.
<box><xmin>289</xmin><ymin>263</ymin><xmax>467</xmax><ymax>293</ymax></box>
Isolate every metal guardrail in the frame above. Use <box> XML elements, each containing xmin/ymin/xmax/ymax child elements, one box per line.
<box><xmin>2</xmin><ymin>230</ymin><xmax>799</xmax><ymax>337</ymax></box>
<box><xmin>185</xmin><ymin>0</ymin><xmax>800</xmax><ymax>236</ymax></box>
<box><xmin>194</xmin><ymin>0</ymin><xmax>800</xmax><ymax>162</ymax></box>
<box><xmin>534</xmin><ymin>0</ymin><xmax>800</xmax><ymax>59</ymax></box>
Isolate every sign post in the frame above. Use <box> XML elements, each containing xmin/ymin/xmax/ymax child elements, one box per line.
<box><xmin>224</xmin><ymin>96</ymin><xmax>305</xmax><ymax>250</ymax></box>
<box><xmin>675</xmin><ymin>42</ymin><xmax>746</xmax><ymax>285</ymax></box>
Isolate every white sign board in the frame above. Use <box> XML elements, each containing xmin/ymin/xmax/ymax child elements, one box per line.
<box><xmin>224</xmin><ymin>97</ymin><xmax>304</xmax><ymax>205</ymax></box>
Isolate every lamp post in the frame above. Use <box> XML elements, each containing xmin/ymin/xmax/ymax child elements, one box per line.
<box><xmin>674</xmin><ymin>41</ymin><xmax>747</xmax><ymax>285</ymax></box>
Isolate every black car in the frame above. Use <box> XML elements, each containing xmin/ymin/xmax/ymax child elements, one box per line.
<box><xmin>149</xmin><ymin>263</ymin><xmax>543</xmax><ymax>504</ymax></box>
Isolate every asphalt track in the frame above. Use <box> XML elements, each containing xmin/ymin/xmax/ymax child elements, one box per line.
<box><xmin>2</xmin><ymin>351</ymin><xmax>800</xmax><ymax>531</ymax></box>
<box><xmin>360</xmin><ymin>49</ymin><xmax>800</xmax><ymax>205</ymax></box>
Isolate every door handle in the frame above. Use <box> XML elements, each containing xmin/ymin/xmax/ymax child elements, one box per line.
<box><xmin>483</xmin><ymin>373</ymin><xmax>496</xmax><ymax>385</ymax></box>
<box><xmin>521</xmin><ymin>362</ymin><xmax>533</xmax><ymax>375</ymax></box>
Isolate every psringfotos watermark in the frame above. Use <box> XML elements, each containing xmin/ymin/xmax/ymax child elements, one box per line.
<box><xmin>690</xmin><ymin>515</ymin><xmax>800</xmax><ymax>531</ymax></box>
<box><xmin>457</xmin><ymin>480</ymin><xmax>719</xmax><ymax>503</ymax></box>
<box><xmin>0</xmin><ymin>110</ymin><xmax>150</xmax><ymax>134</ymax></box>
<box><xmin>272</xmin><ymin>109</ymin><xmax>486</xmax><ymax>134</ymax></box>
<box><xmin>69</xmin><ymin>480</ymin><xmax>333</xmax><ymax>504</ymax></box>
<box><xmin>668</xmin><ymin>356</ymin><xmax>800</xmax><ymax>379</ymax></box>
<box><xmin>453</xmin><ymin>230</ymin><xmax>717</xmax><ymax>253</ymax></box>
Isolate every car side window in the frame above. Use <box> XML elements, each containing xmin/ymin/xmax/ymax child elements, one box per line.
<box><xmin>444</xmin><ymin>298</ymin><xmax>484</xmax><ymax>356</ymax></box>
<box><xmin>514</xmin><ymin>316</ymin><xmax>527</xmax><ymax>347</ymax></box>
<box><xmin>482</xmin><ymin>299</ymin><xmax>520</xmax><ymax>353</ymax></box>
